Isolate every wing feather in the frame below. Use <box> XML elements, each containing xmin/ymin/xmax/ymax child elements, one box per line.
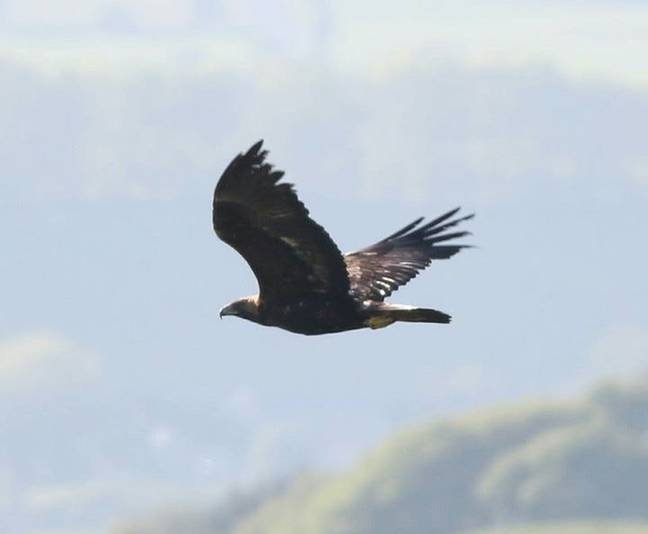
<box><xmin>213</xmin><ymin>141</ymin><xmax>351</xmax><ymax>303</ymax></box>
<box><xmin>344</xmin><ymin>208</ymin><xmax>473</xmax><ymax>302</ymax></box>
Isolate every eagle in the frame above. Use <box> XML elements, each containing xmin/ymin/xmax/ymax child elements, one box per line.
<box><xmin>214</xmin><ymin>140</ymin><xmax>473</xmax><ymax>335</ymax></box>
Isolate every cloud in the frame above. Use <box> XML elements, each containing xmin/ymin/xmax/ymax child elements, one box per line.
<box><xmin>585</xmin><ymin>325</ymin><xmax>648</xmax><ymax>380</ymax></box>
<box><xmin>0</xmin><ymin>331</ymin><xmax>100</xmax><ymax>395</ymax></box>
<box><xmin>22</xmin><ymin>477</ymin><xmax>208</xmax><ymax>521</ymax></box>
<box><xmin>2</xmin><ymin>1</ymin><xmax>648</xmax><ymax>88</ymax></box>
<box><xmin>25</xmin><ymin>479</ymin><xmax>113</xmax><ymax>513</ymax></box>
<box><xmin>332</xmin><ymin>1</ymin><xmax>648</xmax><ymax>88</ymax></box>
<box><xmin>2</xmin><ymin>0</ymin><xmax>193</xmax><ymax>29</ymax></box>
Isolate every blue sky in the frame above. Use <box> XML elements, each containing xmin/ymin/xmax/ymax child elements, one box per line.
<box><xmin>1</xmin><ymin>1</ymin><xmax>648</xmax><ymax>532</ymax></box>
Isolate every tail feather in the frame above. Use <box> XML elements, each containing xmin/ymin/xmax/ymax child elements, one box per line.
<box><xmin>366</xmin><ymin>304</ymin><xmax>451</xmax><ymax>329</ymax></box>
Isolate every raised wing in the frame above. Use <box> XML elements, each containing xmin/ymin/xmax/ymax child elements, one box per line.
<box><xmin>344</xmin><ymin>208</ymin><xmax>473</xmax><ymax>302</ymax></box>
<box><xmin>213</xmin><ymin>140</ymin><xmax>351</xmax><ymax>303</ymax></box>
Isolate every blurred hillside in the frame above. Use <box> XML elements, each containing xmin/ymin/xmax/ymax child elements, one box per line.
<box><xmin>117</xmin><ymin>379</ymin><xmax>648</xmax><ymax>534</ymax></box>
<box><xmin>464</xmin><ymin>525</ymin><xmax>648</xmax><ymax>534</ymax></box>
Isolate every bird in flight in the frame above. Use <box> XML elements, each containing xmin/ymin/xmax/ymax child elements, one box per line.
<box><xmin>213</xmin><ymin>141</ymin><xmax>473</xmax><ymax>335</ymax></box>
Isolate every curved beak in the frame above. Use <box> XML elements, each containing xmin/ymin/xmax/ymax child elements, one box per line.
<box><xmin>219</xmin><ymin>304</ymin><xmax>234</xmax><ymax>319</ymax></box>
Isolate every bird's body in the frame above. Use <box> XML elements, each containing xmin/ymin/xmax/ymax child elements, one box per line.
<box><xmin>246</xmin><ymin>293</ymin><xmax>362</xmax><ymax>335</ymax></box>
<box><xmin>213</xmin><ymin>140</ymin><xmax>473</xmax><ymax>335</ymax></box>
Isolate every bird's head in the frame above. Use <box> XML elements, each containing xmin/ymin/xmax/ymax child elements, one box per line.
<box><xmin>219</xmin><ymin>295</ymin><xmax>260</xmax><ymax>322</ymax></box>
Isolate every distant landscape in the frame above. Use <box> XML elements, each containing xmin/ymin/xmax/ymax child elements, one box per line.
<box><xmin>117</xmin><ymin>378</ymin><xmax>648</xmax><ymax>533</ymax></box>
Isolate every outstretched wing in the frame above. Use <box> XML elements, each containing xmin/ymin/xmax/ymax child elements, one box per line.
<box><xmin>344</xmin><ymin>208</ymin><xmax>473</xmax><ymax>302</ymax></box>
<box><xmin>213</xmin><ymin>140</ymin><xmax>351</xmax><ymax>303</ymax></box>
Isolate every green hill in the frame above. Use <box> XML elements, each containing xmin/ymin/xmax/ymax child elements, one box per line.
<box><xmin>463</xmin><ymin>522</ymin><xmax>648</xmax><ymax>534</ymax></box>
<box><xmin>116</xmin><ymin>380</ymin><xmax>648</xmax><ymax>534</ymax></box>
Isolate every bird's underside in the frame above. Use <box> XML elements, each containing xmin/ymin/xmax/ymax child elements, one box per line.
<box><xmin>213</xmin><ymin>140</ymin><xmax>473</xmax><ymax>335</ymax></box>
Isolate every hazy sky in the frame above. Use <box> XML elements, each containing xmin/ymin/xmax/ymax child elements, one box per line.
<box><xmin>2</xmin><ymin>0</ymin><xmax>648</xmax><ymax>87</ymax></box>
<box><xmin>1</xmin><ymin>1</ymin><xmax>647</xmax><ymax>532</ymax></box>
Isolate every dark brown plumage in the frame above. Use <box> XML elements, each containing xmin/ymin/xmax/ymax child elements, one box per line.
<box><xmin>213</xmin><ymin>140</ymin><xmax>473</xmax><ymax>335</ymax></box>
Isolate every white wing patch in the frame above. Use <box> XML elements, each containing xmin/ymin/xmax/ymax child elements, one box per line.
<box><xmin>279</xmin><ymin>236</ymin><xmax>300</xmax><ymax>248</ymax></box>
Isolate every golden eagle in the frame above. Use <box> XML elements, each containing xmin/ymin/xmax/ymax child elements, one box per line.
<box><xmin>214</xmin><ymin>141</ymin><xmax>473</xmax><ymax>335</ymax></box>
